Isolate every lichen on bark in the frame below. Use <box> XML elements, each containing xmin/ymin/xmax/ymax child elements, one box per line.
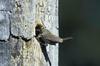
<box><xmin>0</xmin><ymin>0</ymin><xmax>58</xmax><ymax>66</ymax></box>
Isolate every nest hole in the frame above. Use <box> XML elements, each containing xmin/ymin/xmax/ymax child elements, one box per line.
<box><xmin>35</xmin><ymin>24</ymin><xmax>43</xmax><ymax>37</ymax></box>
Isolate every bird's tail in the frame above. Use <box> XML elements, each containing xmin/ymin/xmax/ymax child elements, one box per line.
<box><xmin>63</xmin><ymin>37</ymin><xmax>72</xmax><ymax>41</ymax></box>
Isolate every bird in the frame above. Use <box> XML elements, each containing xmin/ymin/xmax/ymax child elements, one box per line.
<box><xmin>36</xmin><ymin>25</ymin><xmax>72</xmax><ymax>45</ymax></box>
<box><xmin>35</xmin><ymin>25</ymin><xmax>72</xmax><ymax>66</ymax></box>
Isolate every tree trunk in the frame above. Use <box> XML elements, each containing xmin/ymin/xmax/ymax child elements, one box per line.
<box><xmin>0</xmin><ymin>0</ymin><xmax>58</xmax><ymax>66</ymax></box>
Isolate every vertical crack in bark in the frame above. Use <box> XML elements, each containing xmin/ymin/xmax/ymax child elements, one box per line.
<box><xmin>8</xmin><ymin>11</ymin><xmax>12</xmax><ymax>41</ymax></box>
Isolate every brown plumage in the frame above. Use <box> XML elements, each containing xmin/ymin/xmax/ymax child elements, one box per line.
<box><xmin>35</xmin><ymin>26</ymin><xmax>72</xmax><ymax>66</ymax></box>
<box><xmin>36</xmin><ymin>27</ymin><xmax>72</xmax><ymax>44</ymax></box>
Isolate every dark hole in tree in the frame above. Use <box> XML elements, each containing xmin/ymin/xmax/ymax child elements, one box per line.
<box><xmin>35</xmin><ymin>24</ymin><xmax>42</xmax><ymax>37</ymax></box>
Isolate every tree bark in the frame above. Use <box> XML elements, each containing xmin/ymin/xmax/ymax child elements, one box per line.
<box><xmin>0</xmin><ymin>0</ymin><xmax>58</xmax><ymax>66</ymax></box>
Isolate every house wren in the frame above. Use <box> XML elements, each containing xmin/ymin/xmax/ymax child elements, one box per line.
<box><xmin>36</xmin><ymin>25</ymin><xmax>72</xmax><ymax>66</ymax></box>
<box><xmin>36</xmin><ymin>26</ymin><xmax>72</xmax><ymax>45</ymax></box>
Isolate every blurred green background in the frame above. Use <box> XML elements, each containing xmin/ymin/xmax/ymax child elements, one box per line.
<box><xmin>59</xmin><ymin>0</ymin><xmax>100</xmax><ymax>66</ymax></box>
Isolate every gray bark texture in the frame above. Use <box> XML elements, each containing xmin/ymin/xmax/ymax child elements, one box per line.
<box><xmin>0</xmin><ymin>0</ymin><xmax>58</xmax><ymax>66</ymax></box>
